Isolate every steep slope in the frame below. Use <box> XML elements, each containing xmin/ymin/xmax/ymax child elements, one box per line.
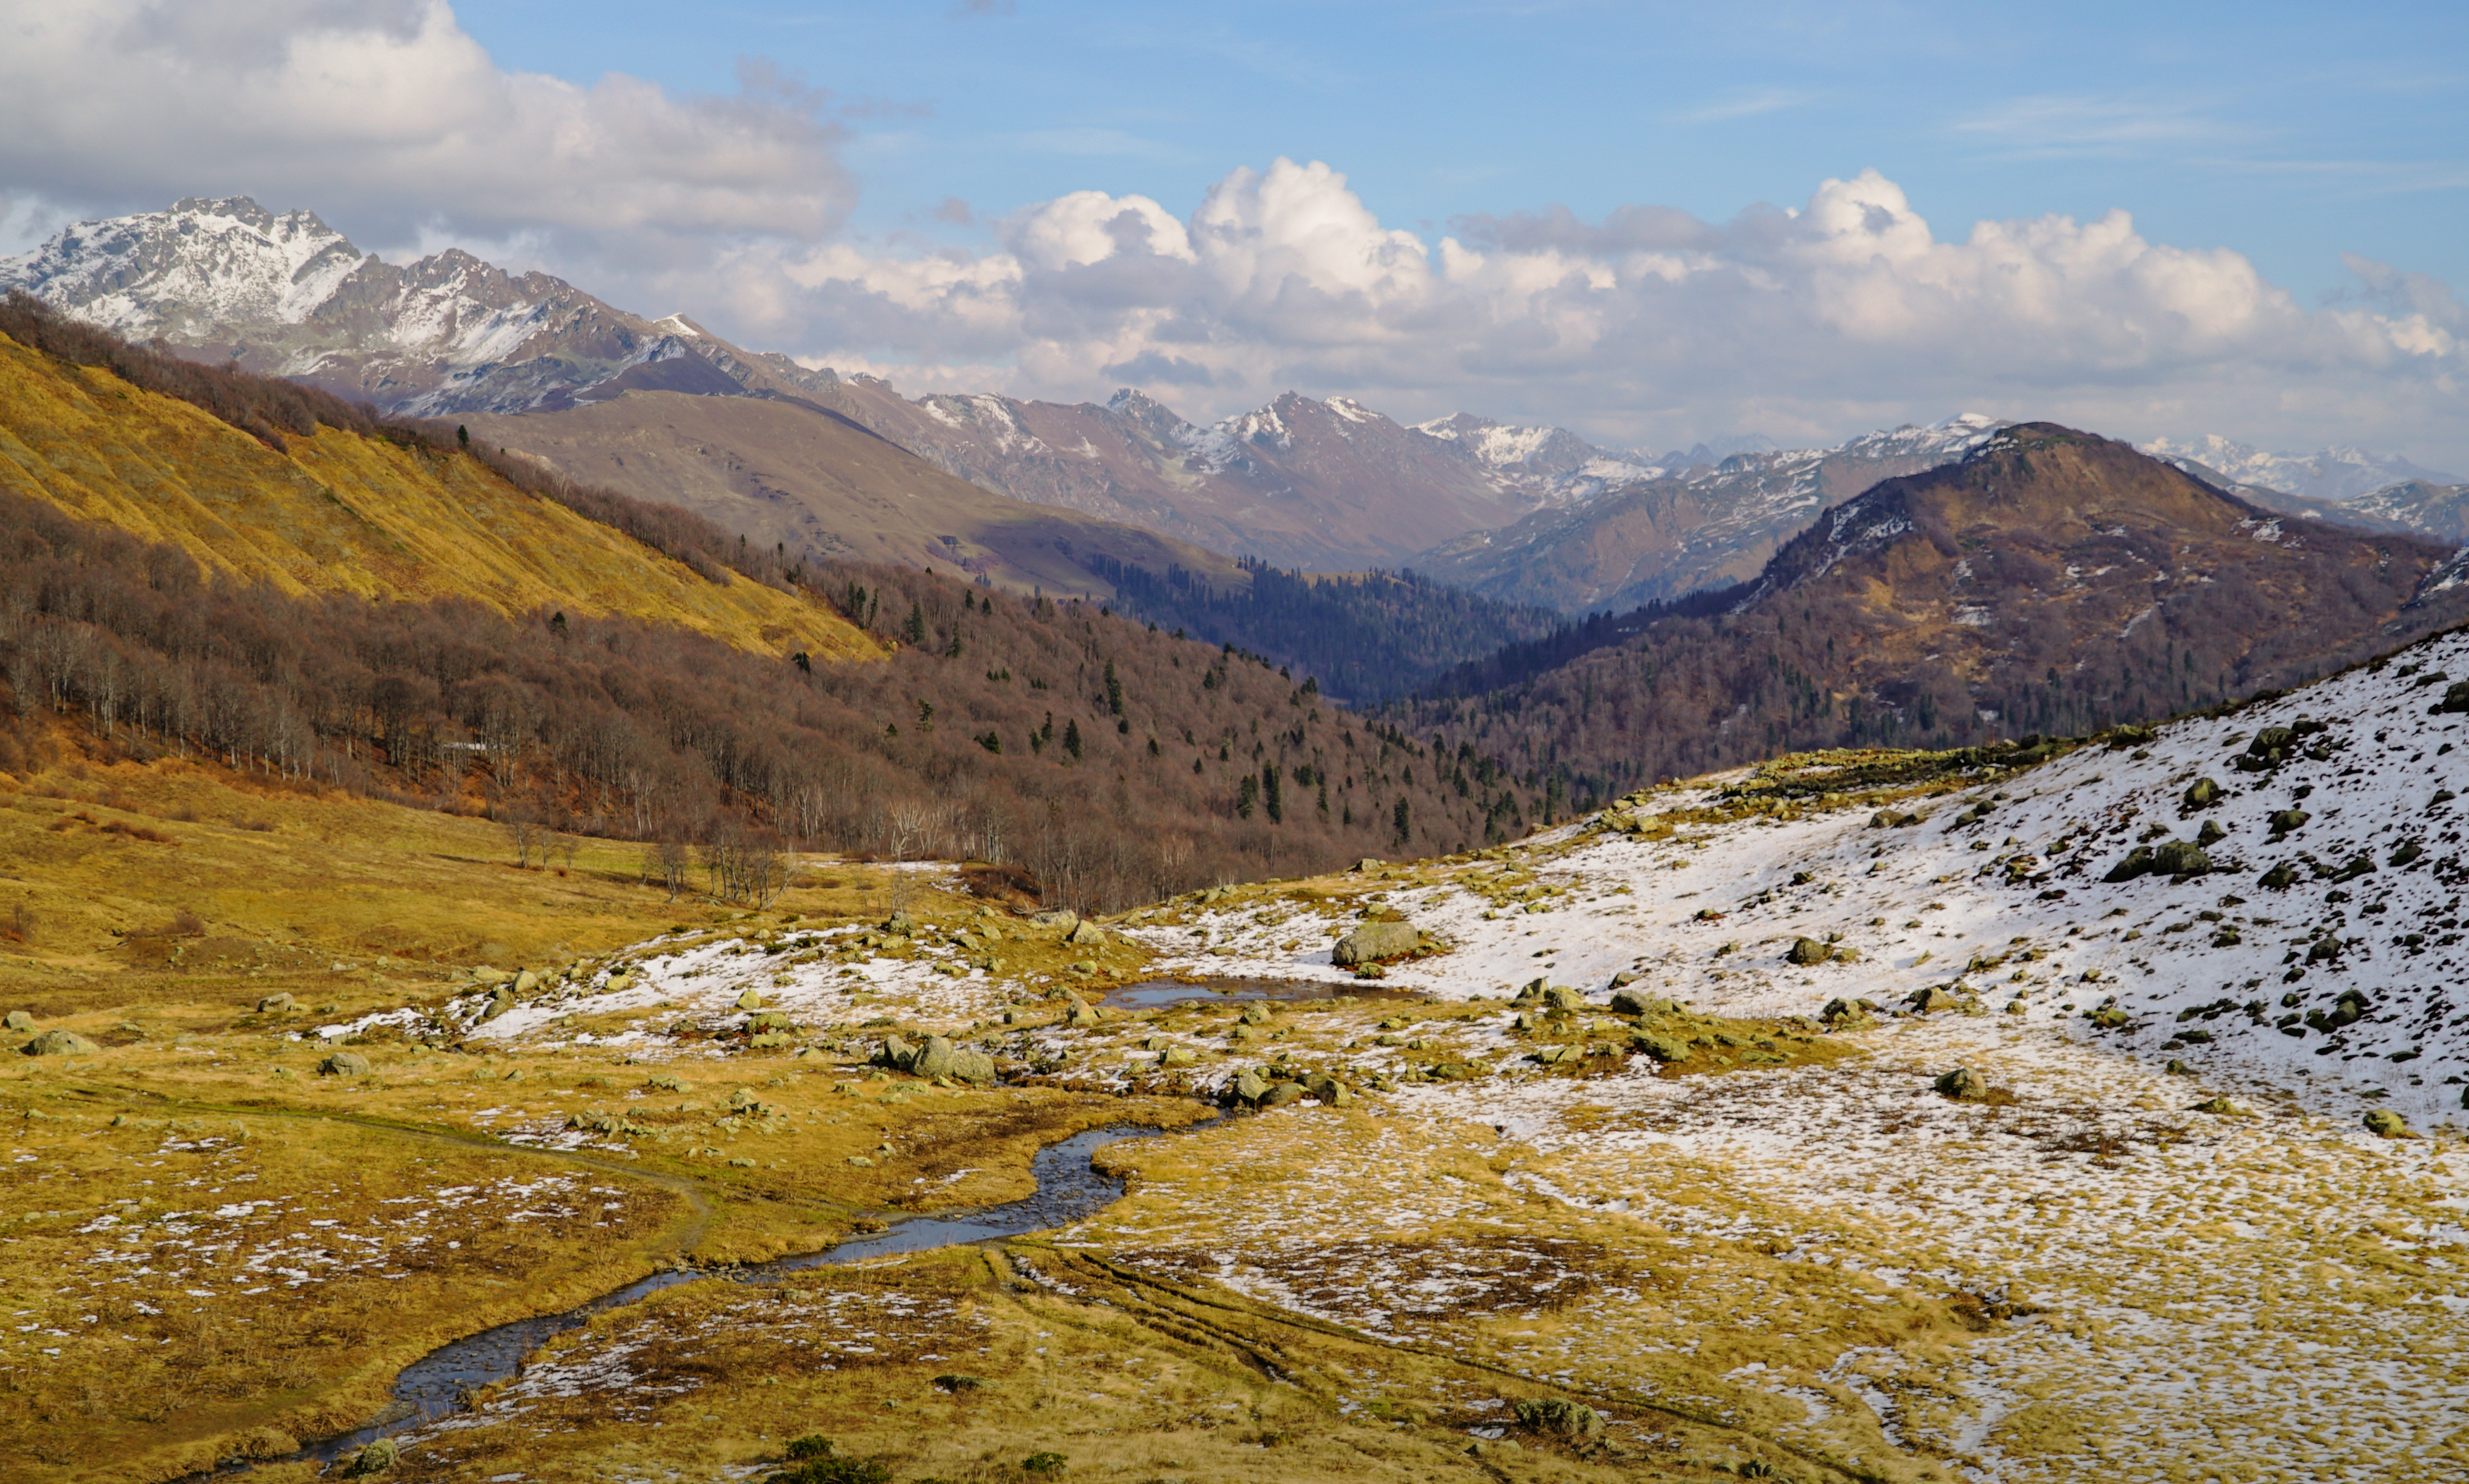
<box><xmin>1410</xmin><ymin>423</ymin><xmax>2469</xmax><ymax>802</ymax></box>
<box><xmin>2341</xmin><ymin>479</ymin><xmax>2469</xmax><ymax>542</ymax></box>
<box><xmin>0</xmin><ymin>327</ymin><xmax>867</xmax><ymax>660</ymax></box>
<box><xmin>1417</xmin><ymin>415</ymin><xmax>2006</xmax><ymax>613</ymax></box>
<box><xmin>461</xmin><ymin>391</ymin><xmax>1251</xmax><ymax>599</ymax></box>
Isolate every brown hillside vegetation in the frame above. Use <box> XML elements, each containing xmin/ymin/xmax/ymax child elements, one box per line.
<box><xmin>0</xmin><ymin>480</ymin><xmax>1535</xmax><ymax>908</ymax></box>
<box><xmin>0</xmin><ymin>317</ymin><xmax>868</xmax><ymax>663</ymax></box>
<box><xmin>464</xmin><ymin>390</ymin><xmax>1254</xmax><ymax>600</ymax></box>
<box><xmin>1412</xmin><ymin>423</ymin><xmax>2469</xmax><ymax>804</ymax></box>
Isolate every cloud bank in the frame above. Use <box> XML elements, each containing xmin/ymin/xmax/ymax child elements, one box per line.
<box><xmin>714</xmin><ymin>159</ymin><xmax>2465</xmax><ymax>465</ymax></box>
<box><xmin>0</xmin><ymin>1</ymin><xmax>2459</xmax><ymax>463</ymax></box>
<box><xmin>0</xmin><ymin>0</ymin><xmax>852</xmax><ymax>261</ymax></box>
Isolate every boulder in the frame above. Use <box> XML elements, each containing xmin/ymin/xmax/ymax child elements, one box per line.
<box><xmin>605</xmin><ymin>973</ymin><xmax>635</xmax><ymax>993</ymax></box>
<box><xmin>1934</xmin><ymin>1066</ymin><xmax>1989</xmax><ymax>1101</ymax></box>
<box><xmin>1907</xmin><ymin>985</ymin><xmax>1963</xmax><ymax>1014</ymax></box>
<box><xmin>471</xmin><ymin>966</ymin><xmax>510</xmax><ymax>986</ymax></box>
<box><xmin>1063</xmin><ymin>919</ymin><xmax>1108</xmax><ymax>947</ymax></box>
<box><xmin>2192</xmin><ymin>1097</ymin><xmax>2237</xmax><ymax>1115</ymax></box>
<box><xmin>21</xmin><ymin>1029</ymin><xmax>97</xmax><ymax>1057</ymax></box>
<box><xmin>253</xmin><ymin>993</ymin><xmax>294</xmax><ymax>1014</ymax></box>
<box><xmin>1302</xmin><ymin>1071</ymin><xmax>1353</xmax><ymax>1106</ymax></box>
<box><xmin>480</xmin><ymin>987</ymin><xmax>514</xmax><ymax>1021</ymax></box>
<box><xmin>734</xmin><ymin>988</ymin><xmax>765</xmax><ymax>1011</ymax></box>
<box><xmin>1512</xmin><ymin>1397</ymin><xmax>1604</xmax><ymax>1437</ymax></box>
<box><xmin>746</xmin><ymin>1010</ymin><xmax>796</xmax><ymax>1033</ymax></box>
<box><xmin>1258</xmin><ymin>1081</ymin><xmax>1308</xmax><ymax>1109</ymax></box>
<box><xmin>1238</xmin><ymin>1002</ymin><xmax>1275</xmax><ymax>1026</ymax></box>
<box><xmin>2437</xmin><ymin>681</ymin><xmax>2469</xmax><ymax>715</ymax></box>
<box><xmin>1232</xmin><ymin>1069</ymin><xmax>1273</xmax><ymax>1105</ymax></box>
<box><xmin>1</xmin><ymin>1010</ymin><xmax>32</xmax><ymax>1033</ymax></box>
<box><xmin>1160</xmin><ymin>1046</ymin><xmax>1199</xmax><ymax>1067</ymax></box>
<box><xmin>1608</xmin><ymin>987</ymin><xmax>1671</xmax><ymax>1017</ymax></box>
<box><xmin>909</xmin><ymin>1035</ymin><xmax>959</xmax><ymax>1079</ymax></box>
<box><xmin>1609</xmin><ymin>969</ymin><xmax>1643</xmax><ymax>988</ymax></box>
<box><xmin>1785</xmin><ymin>937</ymin><xmax>1833</xmax><ymax>966</ymax></box>
<box><xmin>1066</xmin><ymin>997</ymin><xmax>1105</xmax><ymax>1029</ymax></box>
<box><xmin>2150</xmin><ymin>840</ymin><xmax>2211</xmax><ymax>877</ymax></box>
<box><xmin>647</xmin><ymin>1072</ymin><xmax>691</xmax><ymax>1092</ymax></box>
<box><xmin>1333</xmin><ymin>920</ymin><xmax>1426</xmax><ymax>966</ymax></box>
<box><xmin>2182</xmin><ymin>777</ymin><xmax>2222</xmax><ymax>810</ymax></box>
<box><xmin>511</xmin><ymin>969</ymin><xmax>540</xmax><ymax>995</ymax></box>
<box><xmin>340</xmin><ymin>1437</ymin><xmax>400</xmax><ymax>1476</ymax></box>
<box><xmin>1540</xmin><ymin>985</ymin><xmax>1587</xmax><ymax>1013</ymax></box>
<box><xmin>317</xmin><ymin>1050</ymin><xmax>372</xmax><ymax>1077</ymax></box>
<box><xmin>1632</xmin><ymin>1034</ymin><xmax>1690</xmax><ymax>1064</ymax></box>
<box><xmin>1819</xmin><ymin>997</ymin><xmax>1873</xmax><ymax>1027</ymax></box>
<box><xmin>1029</xmin><ymin>908</ymin><xmax>1079</xmax><ymax>930</ymax></box>
<box><xmin>2363</xmin><ymin>1109</ymin><xmax>2410</xmax><ymax>1138</ymax></box>
<box><xmin>875</xmin><ymin>1034</ymin><xmax>917</xmax><ymax>1071</ymax></box>
<box><xmin>1352</xmin><ymin>858</ymin><xmax>1386</xmax><ymax>872</ymax></box>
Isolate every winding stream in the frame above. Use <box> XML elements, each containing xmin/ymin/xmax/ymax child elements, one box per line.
<box><xmin>287</xmin><ymin>1119</ymin><xmax>1203</xmax><ymax>1468</ymax></box>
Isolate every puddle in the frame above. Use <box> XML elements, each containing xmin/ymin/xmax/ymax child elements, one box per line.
<box><xmin>202</xmin><ymin>1121</ymin><xmax>1209</xmax><ymax>1474</ymax></box>
<box><xmin>1101</xmin><ymin>977</ymin><xmax>1429</xmax><ymax>1011</ymax></box>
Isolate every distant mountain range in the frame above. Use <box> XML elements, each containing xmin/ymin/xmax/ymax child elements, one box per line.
<box><xmin>7</xmin><ymin>197</ymin><xmax>2463</xmax><ymax>620</ymax></box>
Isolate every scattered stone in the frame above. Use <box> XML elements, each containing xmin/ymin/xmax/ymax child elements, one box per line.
<box><xmin>317</xmin><ymin>1050</ymin><xmax>372</xmax><ymax>1077</ymax></box>
<box><xmin>1632</xmin><ymin>1033</ymin><xmax>1690</xmax><ymax>1064</ymax></box>
<box><xmin>1258</xmin><ymin>1081</ymin><xmax>1308</xmax><ymax>1108</ymax></box>
<box><xmin>1512</xmin><ymin>1397</ymin><xmax>1604</xmax><ymax>1437</ymax></box>
<box><xmin>1160</xmin><ymin>1046</ymin><xmax>1198</xmax><ymax>1067</ymax></box>
<box><xmin>1333</xmin><ymin>920</ymin><xmax>1427</xmax><ymax>966</ymax></box>
<box><xmin>746</xmin><ymin>1010</ymin><xmax>796</xmax><ymax>1033</ymax></box>
<box><xmin>1934</xmin><ymin>1066</ymin><xmax>1990</xmax><ymax>1101</ymax></box>
<box><xmin>1785</xmin><ymin>936</ymin><xmax>1833</xmax><ymax>966</ymax></box>
<box><xmin>734</xmin><ymin>989</ymin><xmax>765</xmax><ymax>1011</ymax></box>
<box><xmin>1540</xmin><ymin>985</ymin><xmax>1587</xmax><ymax>1013</ymax></box>
<box><xmin>511</xmin><ymin>968</ymin><xmax>540</xmax><ymax>994</ymax></box>
<box><xmin>1610</xmin><ymin>987</ymin><xmax>1680</xmax><ymax>1017</ymax></box>
<box><xmin>1066</xmin><ymin>998</ymin><xmax>1104</xmax><ymax>1030</ymax></box>
<box><xmin>648</xmin><ymin>1073</ymin><xmax>690</xmax><ymax>1092</ymax></box>
<box><xmin>1907</xmin><ymin>985</ymin><xmax>1963</xmax><ymax>1014</ymax></box>
<box><xmin>1302</xmin><ymin>1071</ymin><xmax>1353</xmax><ymax>1105</ymax></box>
<box><xmin>21</xmin><ymin>1029</ymin><xmax>97</xmax><ymax>1057</ymax></box>
<box><xmin>1819</xmin><ymin>997</ymin><xmax>1874</xmax><ymax>1028</ymax></box>
<box><xmin>2364</xmin><ymin>1109</ymin><xmax>2411</xmax><ymax>1139</ymax></box>
<box><xmin>1063</xmin><ymin>920</ymin><xmax>1108</xmax><ymax>947</ymax></box>
<box><xmin>2436</xmin><ymin>681</ymin><xmax>2469</xmax><ymax>715</ymax></box>
<box><xmin>1239</xmin><ymin>1002</ymin><xmax>1275</xmax><ymax>1026</ymax></box>
<box><xmin>253</xmin><ymin>993</ymin><xmax>294</xmax><ymax>1014</ymax></box>
<box><xmin>1232</xmin><ymin>1069</ymin><xmax>1273</xmax><ymax>1105</ymax></box>
<box><xmin>1</xmin><ymin>1010</ymin><xmax>32</xmax><ymax>1033</ymax></box>
<box><xmin>1029</xmin><ymin>908</ymin><xmax>1079</xmax><ymax>930</ymax></box>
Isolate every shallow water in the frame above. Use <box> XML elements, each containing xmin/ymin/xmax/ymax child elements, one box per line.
<box><xmin>297</xmin><ymin>1121</ymin><xmax>1201</xmax><ymax>1466</ymax></box>
<box><xmin>1101</xmin><ymin>976</ymin><xmax>1428</xmax><ymax>1011</ymax></box>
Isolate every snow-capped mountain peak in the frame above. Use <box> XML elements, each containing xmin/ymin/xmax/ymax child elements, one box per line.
<box><xmin>2141</xmin><ymin>433</ymin><xmax>2461</xmax><ymax>502</ymax></box>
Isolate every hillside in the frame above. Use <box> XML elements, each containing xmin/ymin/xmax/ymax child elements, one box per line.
<box><xmin>459</xmin><ymin>389</ymin><xmax>1253</xmax><ymax>600</ymax></box>
<box><xmin>1416</xmin><ymin>415</ymin><xmax>2006</xmax><ymax>613</ymax></box>
<box><xmin>0</xmin><ymin>324</ymin><xmax>868</xmax><ymax>662</ymax></box>
<box><xmin>1408</xmin><ymin>423</ymin><xmax>2469</xmax><ymax>805</ymax></box>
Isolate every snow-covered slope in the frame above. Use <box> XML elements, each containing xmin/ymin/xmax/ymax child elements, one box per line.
<box><xmin>2143</xmin><ymin>433</ymin><xmax>2460</xmax><ymax>503</ymax></box>
<box><xmin>1115</xmin><ymin>627</ymin><xmax>2469</xmax><ymax>1131</ymax></box>
<box><xmin>1419</xmin><ymin>413</ymin><xmax>2008</xmax><ymax>612</ymax></box>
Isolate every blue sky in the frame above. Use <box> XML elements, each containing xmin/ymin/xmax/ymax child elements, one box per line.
<box><xmin>1</xmin><ymin>0</ymin><xmax>2463</xmax><ymax>463</ymax></box>
<box><xmin>456</xmin><ymin>0</ymin><xmax>2469</xmax><ymax>307</ymax></box>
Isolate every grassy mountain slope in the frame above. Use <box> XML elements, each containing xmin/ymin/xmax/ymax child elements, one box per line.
<box><xmin>0</xmin><ymin>329</ymin><xmax>870</xmax><ymax>662</ymax></box>
<box><xmin>1410</xmin><ymin>423</ymin><xmax>2469</xmax><ymax>806</ymax></box>
<box><xmin>463</xmin><ymin>391</ymin><xmax>1253</xmax><ymax>600</ymax></box>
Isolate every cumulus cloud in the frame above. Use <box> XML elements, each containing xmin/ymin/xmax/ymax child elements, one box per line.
<box><xmin>701</xmin><ymin>160</ymin><xmax>2464</xmax><ymax>466</ymax></box>
<box><xmin>0</xmin><ymin>0</ymin><xmax>852</xmax><ymax>260</ymax></box>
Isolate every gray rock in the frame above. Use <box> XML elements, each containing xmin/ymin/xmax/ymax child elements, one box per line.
<box><xmin>2182</xmin><ymin>777</ymin><xmax>2221</xmax><ymax>810</ymax></box>
<box><xmin>734</xmin><ymin>988</ymin><xmax>765</xmax><ymax>1011</ymax></box>
<box><xmin>512</xmin><ymin>968</ymin><xmax>540</xmax><ymax>994</ymax></box>
<box><xmin>318</xmin><ymin>1050</ymin><xmax>372</xmax><ymax>1077</ymax></box>
<box><xmin>877</xmin><ymin>1034</ymin><xmax>917</xmax><ymax>1071</ymax></box>
<box><xmin>1819</xmin><ymin>997</ymin><xmax>1874</xmax><ymax>1027</ymax></box>
<box><xmin>2192</xmin><ymin>1097</ymin><xmax>2237</xmax><ymax>1115</ymax></box>
<box><xmin>1160</xmin><ymin>1046</ymin><xmax>1198</xmax><ymax>1067</ymax></box>
<box><xmin>1302</xmin><ymin>1071</ymin><xmax>1354</xmax><ymax>1106</ymax></box>
<box><xmin>1934</xmin><ymin>1066</ymin><xmax>1989</xmax><ymax>1100</ymax></box>
<box><xmin>1066</xmin><ymin>997</ymin><xmax>1104</xmax><ymax>1029</ymax></box>
<box><xmin>1258</xmin><ymin>1081</ymin><xmax>1308</xmax><ymax>1108</ymax></box>
<box><xmin>1632</xmin><ymin>1033</ymin><xmax>1690</xmax><ymax>1064</ymax></box>
<box><xmin>1238</xmin><ymin>1002</ymin><xmax>1275</xmax><ymax>1026</ymax></box>
<box><xmin>909</xmin><ymin>1035</ymin><xmax>959</xmax><ymax>1078</ymax></box>
<box><xmin>1512</xmin><ymin>1397</ymin><xmax>1604</xmax><ymax>1436</ymax></box>
<box><xmin>21</xmin><ymin>1029</ymin><xmax>97</xmax><ymax>1057</ymax></box>
<box><xmin>1029</xmin><ymin>908</ymin><xmax>1079</xmax><ymax>929</ymax></box>
<box><xmin>1785</xmin><ymin>937</ymin><xmax>1833</xmax><ymax>966</ymax></box>
<box><xmin>1908</xmin><ymin>985</ymin><xmax>1963</xmax><ymax>1014</ymax></box>
<box><xmin>1609</xmin><ymin>969</ymin><xmax>1642</xmax><ymax>988</ymax></box>
<box><xmin>253</xmin><ymin>993</ymin><xmax>294</xmax><ymax>1014</ymax></box>
<box><xmin>1352</xmin><ymin>858</ymin><xmax>1386</xmax><ymax>872</ymax></box>
<box><xmin>1333</xmin><ymin>920</ymin><xmax>1426</xmax><ymax>966</ymax></box>
<box><xmin>1538</xmin><ymin>985</ymin><xmax>1585</xmax><ymax>1013</ymax></box>
<box><xmin>1608</xmin><ymin>987</ymin><xmax>1663</xmax><ymax>1017</ymax></box>
<box><xmin>340</xmin><ymin>1437</ymin><xmax>399</xmax><ymax>1476</ymax></box>
<box><xmin>1064</xmin><ymin>919</ymin><xmax>1108</xmax><ymax>947</ymax></box>
<box><xmin>470</xmin><ymin>966</ymin><xmax>509</xmax><ymax>986</ymax></box>
<box><xmin>1232</xmin><ymin>1069</ymin><xmax>1273</xmax><ymax>1105</ymax></box>
<box><xmin>1</xmin><ymin>1010</ymin><xmax>32</xmax><ymax>1033</ymax></box>
<box><xmin>2364</xmin><ymin>1109</ymin><xmax>2410</xmax><ymax>1138</ymax></box>
<box><xmin>647</xmin><ymin>1072</ymin><xmax>691</xmax><ymax>1092</ymax></box>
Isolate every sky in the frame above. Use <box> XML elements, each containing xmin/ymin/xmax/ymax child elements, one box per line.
<box><xmin>1</xmin><ymin>0</ymin><xmax>2465</xmax><ymax>465</ymax></box>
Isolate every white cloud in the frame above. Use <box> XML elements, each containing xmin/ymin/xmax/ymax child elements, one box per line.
<box><xmin>0</xmin><ymin>0</ymin><xmax>852</xmax><ymax>259</ymax></box>
<box><xmin>694</xmin><ymin>159</ymin><xmax>2466</xmax><ymax>468</ymax></box>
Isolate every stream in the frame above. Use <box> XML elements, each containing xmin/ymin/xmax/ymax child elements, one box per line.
<box><xmin>277</xmin><ymin>1119</ymin><xmax>1202</xmax><ymax>1469</ymax></box>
